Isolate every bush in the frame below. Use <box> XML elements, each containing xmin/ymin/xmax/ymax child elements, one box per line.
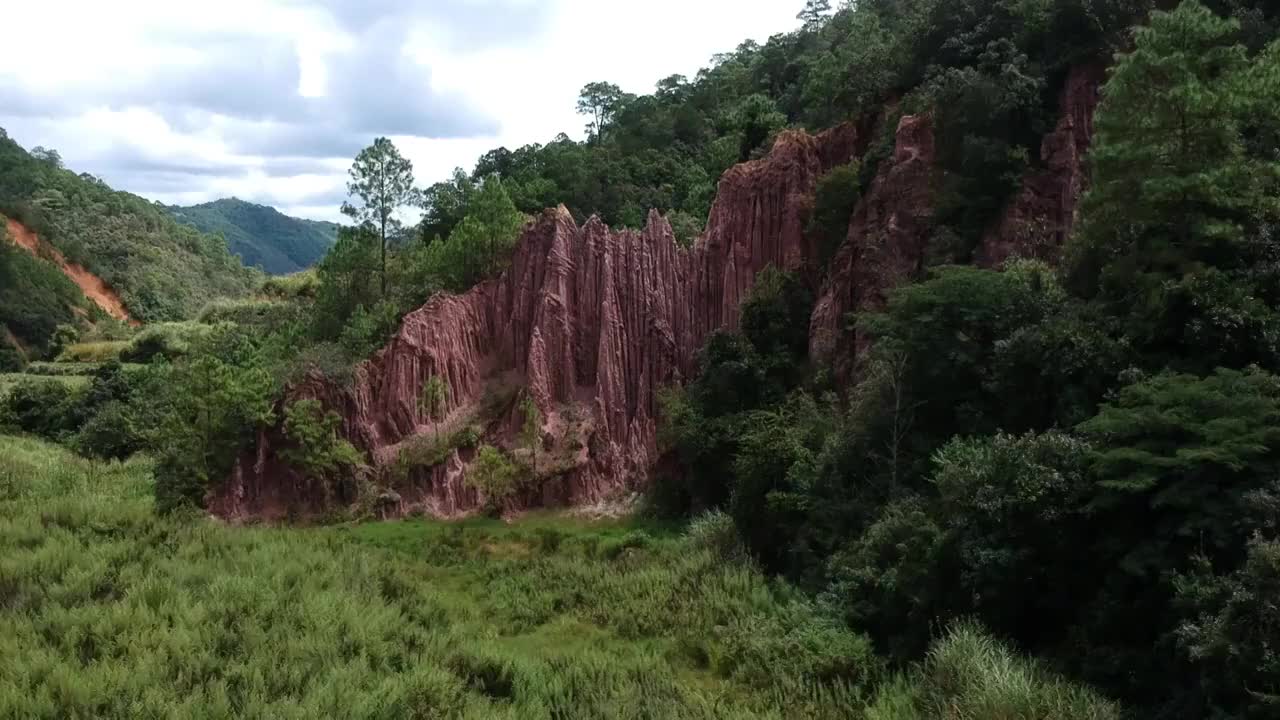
<box><xmin>0</xmin><ymin>378</ymin><xmax>86</xmax><ymax>441</ymax></box>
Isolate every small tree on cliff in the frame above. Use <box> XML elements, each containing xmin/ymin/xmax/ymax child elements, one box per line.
<box><xmin>280</xmin><ymin>399</ymin><xmax>365</xmax><ymax>504</ymax></box>
<box><xmin>520</xmin><ymin>392</ymin><xmax>543</xmax><ymax>474</ymax></box>
<box><xmin>466</xmin><ymin>444</ymin><xmax>520</xmax><ymax>516</ymax></box>
<box><xmin>419</xmin><ymin>374</ymin><xmax>449</xmax><ymax>440</ymax></box>
<box><xmin>341</xmin><ymin>137</ymin><xmax>422</xmax><ymax>298</ymax></box>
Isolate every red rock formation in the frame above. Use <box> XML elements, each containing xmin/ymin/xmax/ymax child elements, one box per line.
<box><xmin>978</xmin><ymin>64</ymin><xmax>1105</xmax><ymax>267</ymax></box>
<box><xmin>809</xmin><ymin>113</ymin><xmax>937</xmax><ymax>371</ymax></box>
<box><xmin>210</xmin><ymin>125</ymin><xmax>858</xmax><ymax>520</ymax></box>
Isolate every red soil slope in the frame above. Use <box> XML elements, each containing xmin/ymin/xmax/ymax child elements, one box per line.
<box><xmin>4</xmin><ymin>218</ymin><xmax>137</xmax><ymax>325</ymax></box>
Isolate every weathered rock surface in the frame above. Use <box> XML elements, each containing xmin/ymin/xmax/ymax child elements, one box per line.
<box><xmin>809</xmin><ymin>113</ymin><xmax>937</xmax><ymax>371</ymax></box>
<box><xmin>211</xmin><ymin>62</ymin><xmax>1108</xmax><ymax>522</ymax></box>
<box><xmin>210</xmin><ymin>126</ymin><xmax>858</xmax><ymax>520</ymax></box>
<box><xmin>978</xmin><ymin>64</ymin><xmax>1104</xmax><ymax>267</ymax></box>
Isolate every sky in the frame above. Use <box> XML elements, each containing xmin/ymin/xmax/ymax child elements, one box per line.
<box><xmin>0</xmin><ymin>0</ymin><xmax>801</xmax><ymax>222</ymax></box>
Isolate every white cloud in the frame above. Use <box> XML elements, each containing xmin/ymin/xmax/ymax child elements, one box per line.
<box><xmin>0</xmin><ymin>0</ymin><xmax>801</xmax><ymax>222</ymax></box>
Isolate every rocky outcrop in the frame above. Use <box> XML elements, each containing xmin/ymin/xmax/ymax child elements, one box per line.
<box><xmin>210</xmin><ymin>125</ymin><xmax>858</xmax><ymax>520</ymax></box>
<box><xmin>978</xmin><ymin>64</ymin><xmax>1105</xmax><ymax>267</ymax></box>
<box><xmin>809</xmin><ymin>113</ymin><xmax>937</xmax><ymax>371</ymax></box>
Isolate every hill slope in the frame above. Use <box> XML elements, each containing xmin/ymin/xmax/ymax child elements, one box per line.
<box><xmin>0</xmin><ymin>128</ymin><xmax>258</xmax><ymax>352</ymax></box>
<box><xmin>167</xmin><ymin>198</ymin><xmax>338</xmax><ymax>274</ymax></box>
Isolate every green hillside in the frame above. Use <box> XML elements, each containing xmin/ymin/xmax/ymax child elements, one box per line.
<box><xmin>168</xmin><ymin>198</ymin><xmax>339</xmax><ymax>274</ymax></box>
<box><xmin>0</xmin><ymin>129</ymin><xmax>259</xmax><ymax>332</ymax></box>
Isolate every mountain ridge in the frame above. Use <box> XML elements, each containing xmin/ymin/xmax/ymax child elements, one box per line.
<box><xmin>167</xmin><ymin>197</ymin><xmax>338</xmax><ymax>275</ymax></box>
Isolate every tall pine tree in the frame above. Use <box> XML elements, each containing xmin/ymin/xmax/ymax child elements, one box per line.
<box><xmin>1071</xmin><ymin>0</ymin><xmax>1280</xmax><ymax>369</ymax></box>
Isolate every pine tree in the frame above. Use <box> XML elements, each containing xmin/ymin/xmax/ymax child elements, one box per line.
<box><xmin>1071</xmin><ymin>0</ymin><xmax>1280</xmax><ymax>369</ymax></box>
<box><xmin>1073</xmin><ymin>0</ymin><xmax>1280</xmax><ymax>308</ymax></box>
<box><xmin>797</xmin><ymin>0</ymin><xmax>832</xmax><ymax>29</ymax></box>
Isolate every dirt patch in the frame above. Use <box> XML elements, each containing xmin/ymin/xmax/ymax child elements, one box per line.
<box><xmin>4</xmin><ymin>218</ymin><xmax>137</xmax><ymax>325</ymax></box>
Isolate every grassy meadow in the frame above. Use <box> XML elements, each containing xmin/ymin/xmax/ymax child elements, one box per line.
<box><xmin>0</xmin><ymin>435</ymin><xmax>1120</xmax><ymax>719</ymax></box>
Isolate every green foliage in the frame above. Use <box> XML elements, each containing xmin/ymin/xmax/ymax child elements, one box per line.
<box><xmin>868</xmin><ymin>622</ymin><xmax>1122</xmax><ymax>719</ymax></box>
<box><xmin>341</xmin><ymin>137</ymin><xmax>421</xmax><ymax>297</ymax></box>
<box><xmin>859</xmin><ymin>263</ymin><xmax>1073</xmax><ymax>473</ymax></box>
<box><xmin>807</xmin><ymin>161</ymin><xmax>860</xmax><ymax>266</ymax></box>
<box><xmin>466</xmin><ymin>445</ymin><xmax>521</xmax><ymax>515</ymax></box>
<box><xmin>0</xmin><ymin>226</ymin><xmax>87</xmax><ymax>353</ymax></box>
<box><xmin>119</xmin><ymin>321</ymin><xmax>217</xmax><ymax>363</ymax></box>
<box><xmin>419</xmin><ymin>374</ymin><xmax>450</xmax><ymax>431</ymax></box>
<box><xmin>520</xmin><ymin>393</ymin><xmax>542</xmax><ymax>473</ymax></box>
<box><xmin>313</xmin><ymin>226</ymin><xmax>382</xmax><ymax>340</ymax></box>
<box><xmin>0</xmin><ymin>132</ymin><xmax>258</xmax><ymax>323</ymax></box>
<box><xmin>280</xmin><ymin>399</ymin><xmax>365</xmax><ymax>503</ymax></box>
<box><xmin>57</xmin><ymin>340</ymin><xmax>129</xmax><ymax>363</ymax></box>
<box><xmin>924</xmin><ymin>37</ymin><xmax>1047</xmax><ymax>259</ymax></box>
<box><xmin>168</xmin><ymin>197</ymin><xmax>338</xmax><ymax>274</ymax></box>
<box><xmin>1079</xmin><ymin>368</ymin><xmax>1280</xmax><ymax>574</ymax></box>
<box><xmin>931</xmin><ymin>431</ymin><xmax>1097</xmax><ymax>645</ymax></box>
<box><xmin>1174</xmin><ymin>537</ymin><xmax>1280</xmax><ymax>716</ymax></box>
<box><xmin>419</xmin><ymin>176</ymin><xmax>526</xmax><ymax>293</ymax></box>
<box><xmin>577</xmin><ymin>81</ymin><xmax>631</xmax><ymax>140</ymax></box>
<box><xmin>338</xmin><ymin>301</ymin><xmax>400</xmax><ymax>357</ymax></box>
<box><xmin>1071</xmin><ymin>0</ymin><xmax>1280</xmax><ymax>370</ymax></box>
<box><xmin>260</xmin><ymin>268</ymin><xmax>321</xmax><ymax>300</ymax></box>
<box><xmin>665</xmin><ymin>209</ymin><xmax>704</xmax><ymax>248</ymax></box>
<box><xmin>658</xmin><ymin>268</ymin><xmax>817</xmax><ymax>517</ymax></box>
<box><xmin>150</xmin><ymin>353</ymin><xmax>275</xmax><ymax>514</ymax></box>
<box><xmin>0</xmin><ymin>378</ymin><xmax>86</xmax><ymax>441</ymax></box>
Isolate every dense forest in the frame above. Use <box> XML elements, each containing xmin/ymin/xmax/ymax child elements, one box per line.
<box><xmin>167</xmin><ymin>198</ymin><xmax>338</xmax><ymax>275</ymax></box>
<box><xmin>4</xmin><ymin>0</ymin><xmax>1280</xmax><ymax>717</ymax></box>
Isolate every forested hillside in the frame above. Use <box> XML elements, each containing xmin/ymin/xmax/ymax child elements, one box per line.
<box><xmin>0</xmin><ymin>130</ymin><xmax>258</xmax><ymax>330</ymax></box>
<box><xmin>168</xmin><ymin>198</ymin><xmax>338</xmax><ymax>274</ymax></box>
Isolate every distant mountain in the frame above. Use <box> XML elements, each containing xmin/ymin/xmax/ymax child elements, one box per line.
<box><xmin>167</xmin><ymin>198</ymin><xmax>338</xmax><ymax>275</ymax></box>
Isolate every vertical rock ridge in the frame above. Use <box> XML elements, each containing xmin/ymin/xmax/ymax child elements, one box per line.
<box><xmin>978</xmin><ymin>63</ymin><xmax>1104</xmax><ymax>266</ymax></box>
<box><xmin>211</xmin><ymin>124</ymin><xmax>858</xmax><ymax>520</ymax></box>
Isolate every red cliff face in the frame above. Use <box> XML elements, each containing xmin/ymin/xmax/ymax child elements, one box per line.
<box><xmin>809</xmin><ymin>113</ymin><xmax>937</xmax><ymax>371</ymax></box>
<box><xmin>978</xmin><ymin>64</ymin><xmax>1104</xmax><ymax>267</ymax></box>
<box><xmin>211</xmin><ymin>126</ymin><xmax>858</xmax><ymax>520</ymax></box>
<box><xmin>212</xmin><ymin>63</ymin><xmax>1106</xmax><ymax>522</ymax></box>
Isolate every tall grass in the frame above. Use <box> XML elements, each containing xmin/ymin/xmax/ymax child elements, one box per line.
<box><xmin>0</xmin><ymin>436</ymin><xmax>1122</xmax><ymax>718</ymax></box>
<box><xmin>56</xmin><ymin>341</ymin><xmax>129</xmax><ymax>363</ymax></box>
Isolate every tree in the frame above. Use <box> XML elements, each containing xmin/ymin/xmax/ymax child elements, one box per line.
<box><xmin>797</xmin><ymin>0</ymin><xmax>832</xmax><ymax>29</ymax></box>
<box><xmin>341</xmin><ymin>137</ymin><xmax>422</xmax><ymax>297</ymax></box>
<box><xmin>520</xmin><ymin>392</ymin><xmax>542</xmax><ymax>474</ymax></box>
<box><xmin>314</xmin><ymin>226</ymin><xmax>381</xmax><ymax>340</ymax></box>
<box><xmin>1078</xmin><ymin>367</ymin><xmax>1280</xmax><ymax>576</ymax></box>
<box><xmin>465</xmin><ymin>444</ymin><xmax>520</xmax><ymax>516</ymax></box>
<box><xmin>150</xmin><ymin>355</ymin><xmax>275</xmax><ymax>514</ymax></box>
<box><xmin>419</xmin><ymin>374</ymin><xmax>449</xmax><ymax>440</ymax></box>
<box><xmin>29</xmin><ymin>146</ymin><xmax>62</xmax><ymax>169</ymax></box>
<box><xmin>1071</xmin><ymin>0</ymin><xmax>1280</xmax><ymax>361</ymax></box>
<box><xmin>425</xmin><ymin>175</ymin><xmax>525</xmax><ymax>291</ymax></box>
<box><xmin>576</xmin><ymin>82</ymin><xmax>628</xmax><ymax>141</ymax></box>
<box><xmin>279</xmin><ymin>398</ymin><xmax>365</xmax><ymax>504</ymax></box>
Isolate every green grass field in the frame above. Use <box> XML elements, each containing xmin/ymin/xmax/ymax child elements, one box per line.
<box><xmin>0</xmin><ymin>435</ymin><xmax>1121</xmax><ymax>719</ymax></box>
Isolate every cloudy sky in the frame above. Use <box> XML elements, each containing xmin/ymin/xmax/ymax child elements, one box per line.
<box><xmin>0</xmin><ymin>0</ymin><xmax>801</xmax><ymax>222</ymax></box>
